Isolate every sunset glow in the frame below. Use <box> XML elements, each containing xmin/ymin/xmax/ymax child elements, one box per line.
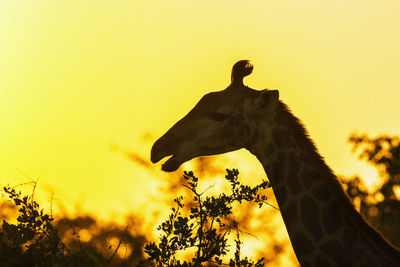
<box><xmin>1</xmin><ymin>0</ymin><xmax>400</xmax><ymax>264</ymax></box>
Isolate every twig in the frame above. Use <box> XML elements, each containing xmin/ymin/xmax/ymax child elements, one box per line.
<box><xmin>16</xmin><ymin>168</ymin><xmax>36</xmax><ymax>183</ymax></box>
<box><xmin>30</xmin><ymin>176</ymin><xmax>40</xmax><ymax>203</ymax></box>
<box><xmin>182</xmin><ymin>183</ymin><xmax>195</xmax><ymax>193</ymax></box>
<box><xmin>262</xmin><ymin>201</ymin><xmax>280</xmax><ymax>211</ymax></box>
<box><xmin>10</xmin><ymin>181</ymin><xmax>36</xmax><ymax>189</ymax></box>
<box><xmin>50</xmin><ymin>192</ymin><xmax>54</xmax><ymax>219</ymax></box>
<box><xmin>106</xmin><ymin>225</ymin><xmax>129</xmax><ymax>265</ymax></box>
<box><xmin>199</xmin><ymin>184</ymin><xmax>215</xmax><ymax>196</ymax></box>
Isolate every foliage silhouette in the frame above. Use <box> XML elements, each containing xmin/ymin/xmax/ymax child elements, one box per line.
<box><xmin>0</xmin><ymin>183</ymin><xmax>147</xmax><ymax>266</ymax></box>
<box><xmin>139</xmin><ymin>169</ymin><xmax>271</xmax><ymax>266</ymax></box>
<box><xmin>343</xmin><ymin>133</ymin><xmax>400</xmax><ymax>247</ymax></box>
<box><xmin>0</xmin><ymin>185</ymin><xmax>70</xmax><ymax>266</ymax></box>
<box><xmin>125</xmin><ymin>148</ymin><xmax>294</xmax><ymax>266</ymax></box>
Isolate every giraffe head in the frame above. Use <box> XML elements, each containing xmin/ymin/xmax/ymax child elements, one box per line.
<box><xmin>151</xmin><ymin>60</ymin><xmax>279</xmax><ymax>171</ymax></box>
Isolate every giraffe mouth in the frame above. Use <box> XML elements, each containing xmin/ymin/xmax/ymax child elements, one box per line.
<box><xmin>161</xmin><ymin>155</ymin><xmax>181</xmax><ymax>172</ymax></box>
<box><xmin>151</xmin><ymin>140</ymin><xmax>184</xmax><ymax>172</ymax></box>
<box><xmin>151</xmin><ymin>153</ymin><xmax>184</xmax><ymax>172</ymax></box>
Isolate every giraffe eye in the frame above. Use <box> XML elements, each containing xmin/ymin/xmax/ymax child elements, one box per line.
<box><xmin>207</xmin><ymin>112</ymin><xmax>230</xmax><ymax>121</ymax></box>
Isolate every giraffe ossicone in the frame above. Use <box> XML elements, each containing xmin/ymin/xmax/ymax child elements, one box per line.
<box><xmin>151</xmin><ymin>60</ymin><xmax>400</xmax><ymax>266</ymax></box>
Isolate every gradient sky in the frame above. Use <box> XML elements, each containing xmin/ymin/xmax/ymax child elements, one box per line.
<box><xmin>1</xmin><ymin>0</ymin><xmax>400</xmax><ymax>236</ymax></box>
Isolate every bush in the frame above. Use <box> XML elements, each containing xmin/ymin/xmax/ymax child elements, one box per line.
<box><xmin>139</xmin><ymin>169</ymin><xmax>272</xmax><ymax>266</ymax></box>
<box><xmin>0</xmin><ymin>169</ymin><xmax>273</xmax><ymax>266</ymax></box>
<box><xmin>0</xmin><ymin>184</ymin><xmax>145</xmax><ymax>266</ymax></box>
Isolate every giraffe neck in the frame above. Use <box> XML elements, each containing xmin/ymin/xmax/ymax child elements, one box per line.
<box><xmin>247</xmin><ymin>102</ymin><xmax>400</xmax><ymax>266</ymax></box>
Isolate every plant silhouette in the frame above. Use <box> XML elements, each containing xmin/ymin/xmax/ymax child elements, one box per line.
<box><xmin>139</xmin><ymin>169</ymin><xmax>271</xmax><ymax>266</ymax></box>
<box><xmin>0</xmin><ymin>183</ymin><xmax>147</xmax><ymax>266</ymax></box>
<box><xmin>342</xmin><ymin>133</ymin><xmax>400</xmax><ymax>247</ymax></box>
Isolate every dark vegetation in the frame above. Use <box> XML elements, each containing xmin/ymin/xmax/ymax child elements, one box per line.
<box><xmin>343</xmin><ymin>133</ymin><xmax>400</xmax><ymax>247</ymax></box>
<box><xmin>0</xmin><ymin>184</ymin><xmax>146</xmax><ymax>266</ymax></box>
<box><xmin>138</xmin><ymin>169</ymin><xmax>270</xmax><ymax>266</ymax></box>
<box><xmin>1</xmin><ymin>133</ymin><xmax>400</xmax><ymax>266</ymax></box>
<box><xmin>0</xmin><ymin>168</ymin><xmax>271</xmax><ymax>266</ymax></box>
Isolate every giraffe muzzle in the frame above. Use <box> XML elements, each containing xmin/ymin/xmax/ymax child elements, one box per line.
<box><xmin>151</xmin><ymin>137</ymin><xmax>183</xmax><ymax>172</ymax></box>
<box><xmin>160</xmin><ymin>155</ymin><xmax>181</xmax><ymax>172</ymax></box>
<box><xmin>150</xmin><ymin>140</ymin><xmax>170</xmax><ymax>163</ymax></box>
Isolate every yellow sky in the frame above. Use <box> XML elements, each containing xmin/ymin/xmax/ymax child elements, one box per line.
<box><xmin>1</xmin><ymin>0</ymin><xmax>400</xmax><ymax>226</ymax></box>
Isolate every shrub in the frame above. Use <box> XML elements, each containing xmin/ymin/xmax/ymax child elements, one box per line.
<box><xmin>139</xmin><ymin>169</ymin><xmax>272</xmax><ymax>266</ymax></box>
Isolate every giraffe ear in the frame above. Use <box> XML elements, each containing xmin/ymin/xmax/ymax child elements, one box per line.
<box><xmin>256</xmin><ymin>90</ymin><xmax>279</xmax><ymax>111</ymax></box>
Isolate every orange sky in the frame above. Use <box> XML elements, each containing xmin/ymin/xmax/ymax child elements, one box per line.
<box><xmin>1</xmin><ymin>1</ymin><xmax>400</xmax><ymax>261</ymax></box>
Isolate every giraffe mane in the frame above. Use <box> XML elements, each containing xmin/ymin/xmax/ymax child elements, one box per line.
<box><xmin>278</xmin><ymin>101</ymin><xmax>400</xmax><ymax>259</ymax></box>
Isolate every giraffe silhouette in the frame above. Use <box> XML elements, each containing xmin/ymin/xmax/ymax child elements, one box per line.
<box><xmin>151</xmin><ymin>60</ymin><xmax>400</xmax><ymax>266</ymax></box>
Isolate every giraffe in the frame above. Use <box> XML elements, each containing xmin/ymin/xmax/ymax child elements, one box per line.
<box><xmin>151</xmin><ymin>60</ymin><xmax>400</xmax><ymax>266</ymax></box>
